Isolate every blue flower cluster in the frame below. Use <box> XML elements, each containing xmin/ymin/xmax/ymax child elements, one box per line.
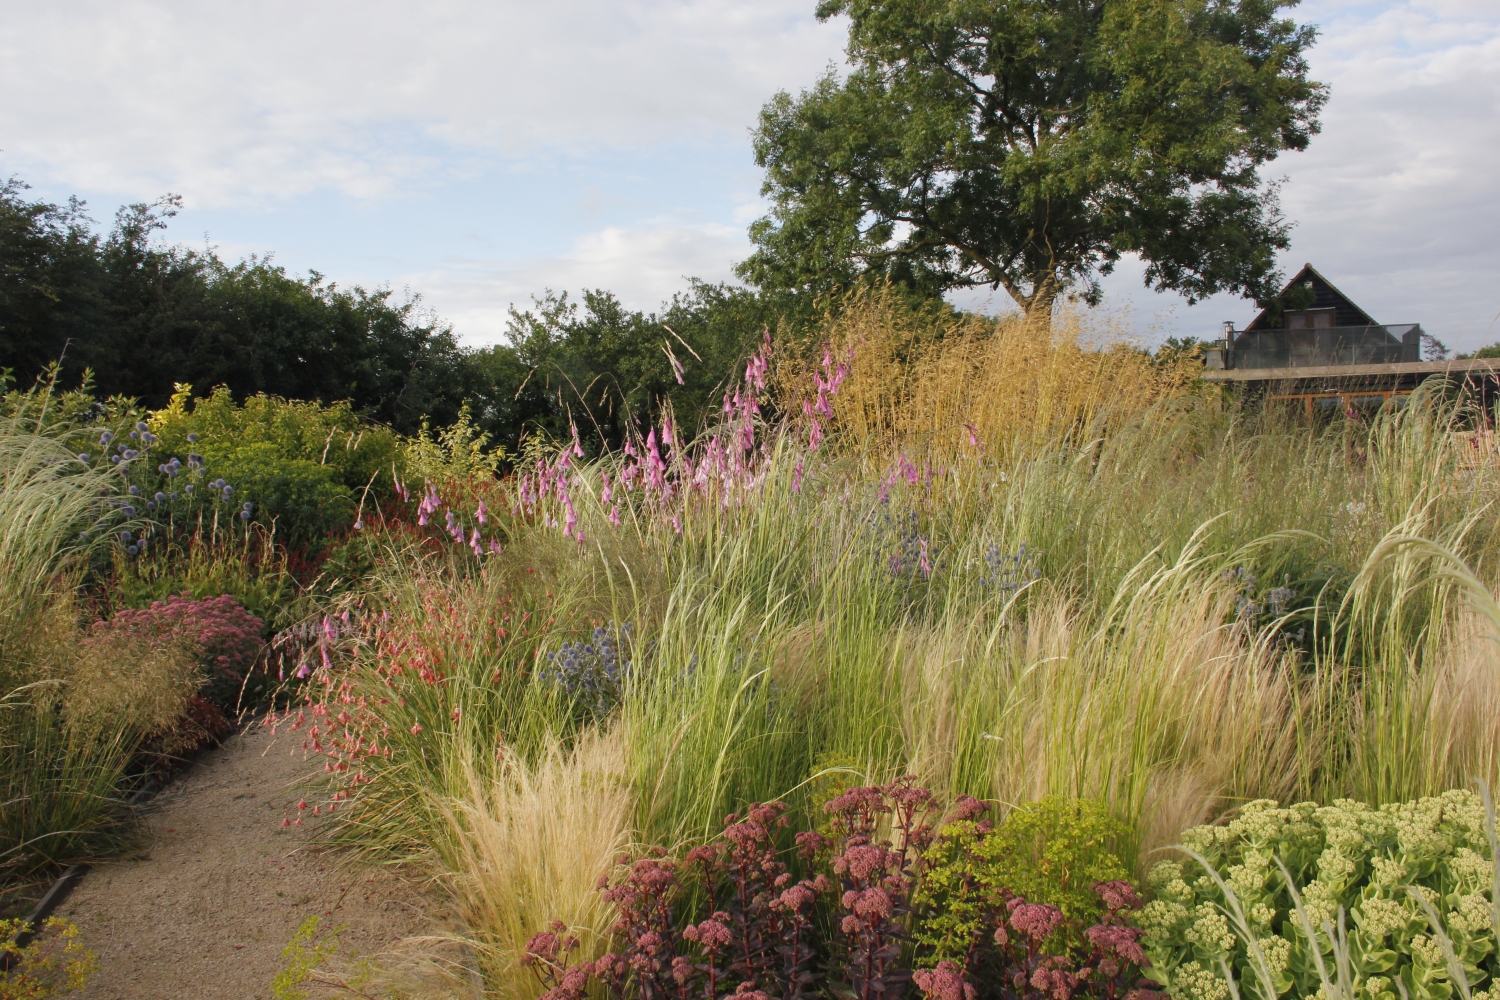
<box><xmin>544</xmin><ymin>621</ymin><xmax>634</xmax><ymax>715</ymax></box>
<box><xmin>882</xmin><ymin>511</ymin><xmax>937</xmax><ymax>578</ymax></box>
<box><xmin>981</xmin><ymin>542</ymin><xmax>1041</xmax><ymax>591</ymax></box>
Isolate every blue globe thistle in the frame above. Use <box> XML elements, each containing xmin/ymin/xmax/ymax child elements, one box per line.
<box><xmin>126</xmin><ymin>545</ymin><xmax>138</xmax><ymax>557</ymax></box>
<box><xmin>123</xmin><ymin>449</ymin><xmax>138</xmax><ymax>460</ymax></box>
<box><xmin>184</xmin><ymin>484</ymin><xmax>194</xmax><ymax>493</ymax></box>
<box><xmin>134</xmin><ymin>421</ymin><xmax>148</xmax><ymax>432</ymax></box>
<box><xmin>77</xmin><ymin>453</ymin><xmax>90</xmax><ymax>462</ymax></box>
<box><xmin>117</xmin><ymin>443</ymin><xmax>127</xmax><ymax>454</ymax></box>
<box><xmin>121</xmin><ymin>504</ymin><xmax>136</xmax><ymax>516</ymax></box>
<box><xmin>128</xmin><ymin>430</ymin><xmax>138</xmax><ymax>440</ymax></box>
<box><xmin>154</xmin><ymin>492</ymin><xmax>166</xmax><ymax>502</ymax></box>
<box><xmin>98</xmin><ymin>430</ymin><xmax>113</xmax><ymax>445</ymax></box>
<box><xmin>128</xmin><ymin>485</ymin><xmax>140</xmax><ymax>495</ymax></box>
<box><xmin>119</xmin><ymin>531</ymin><xmax>133</xmax><ymax>543</ymax></box>
<box><xmin>146</xmin><ymin>501</ymin><xmax>156</xmax><ymax>510</ymax></box>
<box><xmin>169</xmin><ymin>492</ymin><xmax>178</xmax><ymax>501</ymax></box>
<box><xmin>222</xmin><ymin>485</ymin><xmax>233</xmax><ymax>496</ymax></box>
<box><xmin>239</xmin><ymin>510</ymin><xmax>251</xmax><ymax>520</ymax></box>
<box><xmin>187</xmin><ymin>432</ymin><xmax>199</xmax><ymax>443</ymax></box>
<box><xmin>110</xmin><ymin>455</ymin><xmax>121</xmax><ymax>465</ymax></box>
<box><xmin>241</xmin><ymin>501</ymin><xmax>253</xmax><ymax>512</ymax></box>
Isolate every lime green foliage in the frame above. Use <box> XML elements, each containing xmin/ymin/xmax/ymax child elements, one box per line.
<box><xmin>0</xmin><ymin>917</ymin><xmax>97</xmax><ymax>998</ymax></box>
<box><xmin>915</xmin><ymin>797</ymin><xmax>1130</xmax><ymax>960</ymax></box>
<box><xmin>403</xmin><ymin>403</ymin><xmax>506</xmax><ymax>484</ymax></box>
<box><xmin>1138</xmin><ymin>791</ymin><xmax>1498</xmax><ymax>1000</ymax></box>
<box><xmin>149</xmin><ymin>385</ymin><xmax>401</xmax><ymax>546</ymax></box>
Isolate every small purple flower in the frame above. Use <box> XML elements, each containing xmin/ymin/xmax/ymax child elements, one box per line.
<box><xmin>78</xmin><ymin>453</ymin><xmax>90</xmax><ymax>463</ymax></box>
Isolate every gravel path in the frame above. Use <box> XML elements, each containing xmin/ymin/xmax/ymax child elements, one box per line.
<box><xmin>60</xmin><ymin>723</ymin><xmax>445</xmax><ymax>999</ymax></box>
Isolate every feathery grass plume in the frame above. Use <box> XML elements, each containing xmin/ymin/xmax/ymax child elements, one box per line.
<box><xmin>429</xmin><ymin>727</ymin><xmax>631</xmax><ymax>999</ymax></box>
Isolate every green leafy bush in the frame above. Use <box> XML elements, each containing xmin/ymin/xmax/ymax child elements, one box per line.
<box><xmin>148</xmin><ymin>385</ymin><xmax>401</xmax><ymax>546</ymax></box>
<box><xmin>914</xmin><ymin>795</ymin><xmax>1131</xmax><ymax>960</ymax></box>
<box><xmin>1138</xmin><ymin>791</ymin><xmax>1497</xmax><ymax>1000</ymax></box>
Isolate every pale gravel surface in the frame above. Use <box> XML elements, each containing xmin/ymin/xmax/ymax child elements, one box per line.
<box><xmin>61</xmin><ymin>722</ymin><xmax>445</xmax><ymax>999</ymax></box>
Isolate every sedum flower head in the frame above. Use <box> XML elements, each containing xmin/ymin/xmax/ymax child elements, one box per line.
<box><xmin>1170</xmin><ymin>960</ymin><xmax>1229</xmax><ymax>1000</ymax></box>
<box><xmin>1183</xmin><ymin>902</ymin><xmax>1236</xmax><ymax>954</ymax></box>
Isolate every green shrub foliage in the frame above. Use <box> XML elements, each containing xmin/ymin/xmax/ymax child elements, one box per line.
<box><xmin>150</xmin><ymin>385</ymin><xmax>401</xmax><ymax>546</ymax></box>
<box><xmin>915</xmin><ymin>795</ymin><xmax>1131</xmax><ymax>960</ymax></box>
<box><xmin>1139</xmin><ymin>791</ymin><xmax>1498</xmax><ymax>1000</ymax></box>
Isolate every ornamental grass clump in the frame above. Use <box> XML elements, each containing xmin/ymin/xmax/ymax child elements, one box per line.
<box><xmin>1138</xmin><ymin>791</ymin><xmax>1499</xmax><ymax>1000</ymax></box>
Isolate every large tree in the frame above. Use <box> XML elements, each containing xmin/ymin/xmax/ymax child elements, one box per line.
<box><xmin>739</xmin><ymin>0</ymin><xmax>1327</xmax><ymax>326</ymax></box>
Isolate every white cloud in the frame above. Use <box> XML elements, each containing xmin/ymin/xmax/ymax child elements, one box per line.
<box><xmin>0</xmin><ymin>0</ymin><xmax>847</xmax><ymax>207</ymax></box>
<box><xmin>406</xmin><ymin>217</ymin><xmax>750</xmax><ymax>345</ymax></box>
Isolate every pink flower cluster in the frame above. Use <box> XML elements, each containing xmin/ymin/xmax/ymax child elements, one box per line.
<box><xmin>95</xmin><ymin>592</ymin><xmax>265</xmax><ymax>704</ymax></box>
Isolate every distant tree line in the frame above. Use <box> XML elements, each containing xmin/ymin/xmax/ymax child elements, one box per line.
<box><xmin>0</xmin><ymin>177</ymin><xmax>800</xmax><ymax>451</ymax></box>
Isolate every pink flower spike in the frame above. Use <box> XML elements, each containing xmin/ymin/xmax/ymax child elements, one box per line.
<box><xmin>608</xmin><ymin>504</ymin><xmax>621</xmax><ymax>526</ymax></box>
<box><xmin>476</xmin><ymin>500</ymin><xmax>488</xmax><ymax>525</ymax></box>
<box><xmin>411</xmin><ymin>723</ymin><xmax>423</xmax><ymax>734</ymax></box>
<box><xmin>792</xmin><ymin>461</ymin><xmax>805</xmax><ymax>493</ymax></box>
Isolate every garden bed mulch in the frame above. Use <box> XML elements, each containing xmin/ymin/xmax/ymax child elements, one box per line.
<box><xmin>59</xmin><ymin>721</ymin><xmax>445</xmax><ymax>999</ymax></box>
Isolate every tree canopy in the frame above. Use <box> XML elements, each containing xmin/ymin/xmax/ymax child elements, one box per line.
<box><xmin>0</xmin><ymin>178</ymin><xmax>790</xmax><ymax>450</ymax></box>
<box><xmin>739</xmin><ymin>0</ymin><xmax>1327</xmax><ymax>325</ymax></box>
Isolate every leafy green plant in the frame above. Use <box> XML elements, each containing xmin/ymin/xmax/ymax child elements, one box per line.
<box><xmin>1138</xmin><ymin>791</ymin><xmax>1497</xmax><ymax>1000</ymax></box>
<box><xmin>915</xmin><ymin>796</ymin><xmax>1131</xmax><ymax>960</ymax></box>
<box><xmin>0</xmin><ymin>917</ymin><xmax>97</xmax><ymax>998</ymax></box>
<box><xmin>148</xmin><ymin>384</ymin><xmax>401</xmax><ymax>547</ymax></box>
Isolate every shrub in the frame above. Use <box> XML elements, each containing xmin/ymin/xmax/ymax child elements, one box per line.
<box><xmin>1138</xmin><ymin>791</ymin><xmax>1497</xmax><ymax>1000</ymax></box>
<box><xmin>147</xmin><ymin>384</ymin><xmax>402</xmax><ymax>547</ymax></box>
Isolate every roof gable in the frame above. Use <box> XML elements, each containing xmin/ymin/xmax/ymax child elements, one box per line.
<box><xmin>1244</xmin><ymin>264</ymin><xmax>1378</xmax><ymax>330</ymax></box>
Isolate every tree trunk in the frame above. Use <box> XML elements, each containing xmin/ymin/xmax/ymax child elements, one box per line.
<box><xmin>1021</xmin><ymin>274</ymin><xmax>1058</xmax><ymax>337</ymax></box>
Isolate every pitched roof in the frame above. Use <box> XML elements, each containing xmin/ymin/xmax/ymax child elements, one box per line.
<box><xmin>1244</xmin><ymin>264</ymin><xmax>1378</xmax><ymax>330</ymax></box>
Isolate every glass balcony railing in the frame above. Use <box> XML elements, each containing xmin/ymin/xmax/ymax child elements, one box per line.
<box><xmin>1228</xmin><ymin>324</ymin><xmax>1424</xmax><ymax>369</ymax></box>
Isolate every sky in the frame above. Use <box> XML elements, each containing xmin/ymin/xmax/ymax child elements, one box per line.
<box><xmin>2</xmin><ymin>1</ymin><xmax>1497</xmax><ymax>351</ymax></box>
